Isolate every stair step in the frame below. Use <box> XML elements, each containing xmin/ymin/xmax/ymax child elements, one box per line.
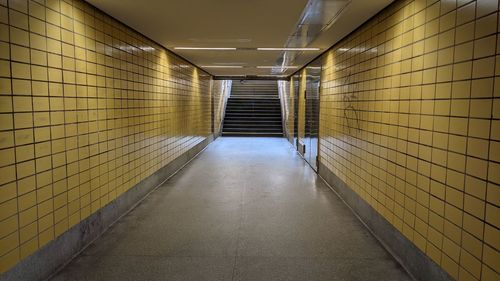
<box><xmin>224</xmin><ymin>116</ymin><xmax>281</xmax><ymax>119</ymax></box>
<box><xmin>223</xmin><ymin>80</ymin><xmax>283</xmax><ymax>136</ymax></box>
<box><xmin>226</xmin><ymin>110</ymin><xmax>281</xmax><ymax>113</ymax></box>
<box><xmin>222</xmin><ymin>132</ymin><xmax>283</xmax><ymax>137</ymax></box>
<box><xmin>224</xmin><ymin>127</ymin><xmax>282</xmax><ymax>131</ymax></box>
<box><xmin>226</xmin><ymin>105</ymin><xmax>280</xmax><ymax>108</ymax></box>
<box><xmin>224</xmin><ymin>118</ymin><xmax>282</xmax><ymax>122</ymax></box>
<box><xmin>223</xmin><ymin>123</ymin><xmax>282</xmax><ymax>128</ymax></box>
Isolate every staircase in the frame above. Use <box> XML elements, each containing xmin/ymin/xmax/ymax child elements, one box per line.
<box><xmin>222</xmin><ymin>80</ymin><xmax>283</xmax><ymax>137</ymax></box>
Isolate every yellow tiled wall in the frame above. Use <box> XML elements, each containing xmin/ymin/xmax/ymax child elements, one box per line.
<box><xmin>319</xmin><ymin>0</ymin><xmax>499</xmax><ymax>280</ymax></box>
<box><xmin>0</xmin><ymin>0</ymin><xmax>215</xmax><ymax>273</ymax></box>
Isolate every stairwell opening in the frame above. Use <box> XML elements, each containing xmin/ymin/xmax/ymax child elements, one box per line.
<box><xmin>222</xmin><ymin>80</ymin><xmax>284</xmax><ymax>137</ymax></box>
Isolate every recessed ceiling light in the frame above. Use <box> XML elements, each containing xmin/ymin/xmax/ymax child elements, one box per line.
<box><xmin>257</xmin><ymin>47</ymin><xmax>320</xmax><ymax>51</ymax></box>
<box><xmin>200</xmin><ymin>65</ymin><xmax>243</xmax><ymax>68</ymax></box>
<box><xmin>174</xmin><ymin>47</ymin><xmax>237</xmax><ymax>50</ymax></box>
<box><xmin>257</xmin><ymin>66</ymin><xmax>298</xmax><ymax>69</ymax></box>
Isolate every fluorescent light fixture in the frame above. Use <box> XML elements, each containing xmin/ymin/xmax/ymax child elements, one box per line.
<box><xmin>257</xmin><ymin>47</ymin><xmax>320</xmax><ymax>51</ymax></box>
<box><xmin>139</xmin><ymin>46</ymin><xmax>155</xmax><ymax>51</ymax></box>
<box><xmin>174</xmin><ymin>47</ymin><xmax>237</xmax><ymax>50</ymax></box>
<box><xmin>257</xmin><ymin>66</ymin><xmax>298</xmax><ymax>69</ymax></box>
<box><xmin>200</xmin><ymin>65</ymin><xmax>243</xmax><ymax>68</ymax></box>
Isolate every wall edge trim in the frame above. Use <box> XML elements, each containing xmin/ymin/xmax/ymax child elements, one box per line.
<box><xmin>0</xmin><ymin>135</ymin><xmax>214</xmax><ymax>281</ymax></box>
<box><xmin>317</xmin><ymin>162</ymin><xmax>454</xmax><ymax>281</ymax></box>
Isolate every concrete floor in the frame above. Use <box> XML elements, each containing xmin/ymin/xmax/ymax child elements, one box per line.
<box><xmin>51</xmin><ymin>137</ymin><xmax>412</xmax><ymax>281</ymax></box>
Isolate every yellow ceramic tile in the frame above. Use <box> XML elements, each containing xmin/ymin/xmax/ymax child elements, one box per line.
<box><xmin>439</xmin><ymin>10</ymin><xmax>456</xmax><ymax>31</ymax></box>
<box><xmin>450</xmin><ymin>99</ymin><xmax>469</xmax><ymax>117</ymax></box>
<box><xmin>0</xmin><ymin>114</ymin><xmax>13</xmax><ymax>130</ymax></box>
<box><xmin>0</xmin><ymin>231</ymin><xmax>19</xmax><ymax>256</ymax></box>
<box><xmin>33</xmin><ymin>112</ymin><xmax>49</xmax><ymax>126</ymax></box>
<box><xmin>0</xmin><ymin>24</ymin><xmax>8</xmax><ymax>42</ymax></box>
<box><xmin>467</xmin><ymin>138</ymin><xmax>488</xmax><ymax>159</ymax></box>
<box><xmin>481</xmin><ymin>264</ymin><xmax>500</xmax><ymax>281</ymax></box>
<box><xmin>464</xmin><ymin>175</ymin><xmax>487</xmax><ymax>200</ymax></box>
<box><xmin>47</xmin><ymin>53</ymin><xmax>62</xmax><ymax>68</ymax></box>
<box><xmin>10</xmin><ymin>45</ymin><xmax>29</xmax><ymax>63</ymax></box>
<box><xmin>438</xmin><ymin>30</ymin><xmax>454</xmax><ymax>49</ymax></box>
<box><xmin>36</xmin><ymin>171</ymin><xmax>51</xmax><ymax>189</ymax></box>
<box><xmin>455</xmin><ymin>22</ymin><xmax>475</xmax><ymax>44</ymax></box>
<box><xmin>16</xmin><ymin>160</ymin><xmax>35</xmax><ymax>179</ymax></box>
<box><xmin>9</xmin><ymin>9</ymin><xmax>28</xmax><ymax>30</ymax></box>
<box><xmin>12</xmin><ymin>79</ymin><xmax>31</xmax><ymax>95</ymax></box>
<box><xmin>32</xmin><ymin>81</ymin><xmax>48</xmax><ymax>96</ymax></box>
<box><xmin>30</xmin><ymin>50</ymin><xmax>47</xmax><ymax>67</ymax></box>
<box><xmin>0</xmin><ymin>5</ymin><xmax>7</xmax><ymax>24</ymax></box>
<box><xmin>0</xmin><ymin>42</ymin><xmax>9</xmax><ymax>60</ymax></box>
<box><xmin>468</xmin><ymin>118</ymin><xmax>490</xmax><ymax>139</ymax></box>
<box><xmin>28</xmin><ymin>34</ymin><xmax>47</xmax><ymax>53</ymax></box>
<box><xmin>17</xmin><ymin>175</ymin><xmax>35</xmax><ymax>195</ymax></box>
<box><xmin>0</xmin><ymin>148</ymin><xmax>15</xmax><ymax>167</ymax></box>
<box><xmin>446</xmin><ymin>186</ymin><xmax>463</xmax><ymax>208</ymax></box>
<box><xmin>34</xmin><ymin>127</ymin><xmax>50</xmax><ymax>142</ymax></box>
<box><xmin>0</xmin><ymin>77</ymin><xmax>12</xmax><ymax>94</ymax></box>
<box><xmin>19</xmin><ymin>221</ymin><xmax>37</xmax><ymax>243</ymax></box>
<box><xmin>0</xmin><ymin>197</ymin><xmax>17</xmax><ymax>221</ymax></box>
<box><xmin>29</xmin><ymin>1</ymin><xmax>46</xmax><ymax>20</ymax></box>
<box><xmin>14</xmin><ymin>128</ymin><xmax>33</xmax><ymax>145</ymax></box>
<box><xmin>19</xmin><ymin>237</ymin><xmax>38</xmax><ymax>259</ymax></box>
<box><xmin>31</xmin><ymin>65</ymin><xmax>47</xmax><ymax>81</ymax></box>
<box><xmin>10</xmin><ymin>26</ymin><xmax>29</xmax><ymax>47</ymax></box>
<box><xmin>11</xmin><ymin>62</ymin><xmax>30</xmax><ymax>79</ymax></box>
<box><xmin>454</xmin><ymin>42</ymin><xmax>473</xmax><ymax>62</ymax></box>
<box><xmin>0</xmin><ymin>247</ymin><xmax>20</xmax><ymax>275</ymax></box>
<box><xmin>475</xmin><ymin>13</ymin><xmax>498</xmax><ymax>39</ymax></box>
<box><xmin>0</xmin><ymin>60</ymin><xmax>10</xmax><ymax>77</ymax></box>
<box><xmin>453</xmin><ymin>61</ymin><xmax>472</xmax><ymax>80</ymax></box>
<box><xmin>13</xmin><ymin>96</ymin><xmax>32</xmax><ymax>112</ymax></box>
<box><xmin>460</xmin><ymin>249</ymin><xmax>481</xmax><ymax>278</ymax></box>
<box><xmin>472</xmin><ymin>57</ymin><xmax>495</xmax><ymax>78</ymax></box>
<box><xmin>488</xmin><ymin>162</ymin><xmax>500</xmax><ymax>185</ymax></box>
<box><xmin>0</xmin><ymin>214</ymin><xmax>18</xmax><ymax>238</ymax></box>
<box><xmin>33</xmin><ymin>97</ymin><xmax>49</xmax><ymax>112</ymax></box>
<box><xmin>471</xmin><ymin>78</ymin><xmax>494</xmax><ymax>98</ymax></box>
<box><xmin>464</xmin><ymin>194</ymin><xmax>485</xmax><ymax>219</ymax></box>
<box><xmin>474</xmin><ymin>35</ymin><xmax>497</xmax><ymax>59</ymax></box>
<box><xmin>0</xmin><ymin>131</ymin><xmax>14</xmax><ymax>149</ymax></box>
<box><xmin>16</xmin><ymin>144</ymin><xmax>35</xmax><ymax>162</ymax></box>
<box><xmin>469</xmin><ymin>99</ymin><xmax>492</xmax><ymax>118</ymax></box>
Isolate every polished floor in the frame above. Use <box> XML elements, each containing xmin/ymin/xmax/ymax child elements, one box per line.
<box><xmin>51</xmin><ymin>137</ymin><xmax>411</xmax><ymax>281</ymax></box>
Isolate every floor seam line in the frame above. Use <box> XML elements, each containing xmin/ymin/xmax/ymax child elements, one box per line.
<box><xmin>230</xmin><ymin>178</ymin><xmax>246</xmax><ymax>281</ymax></box>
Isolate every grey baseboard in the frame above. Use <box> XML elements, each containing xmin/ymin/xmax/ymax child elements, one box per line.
<box><xmin>1</xmin><ymin>135</ymin><xmax>214</xmax><ymax>281</ymax></box>
<box><xmin>317</xmin><ymin>162</ymin><xmax>454</xmax><ymax>281</ymax></box>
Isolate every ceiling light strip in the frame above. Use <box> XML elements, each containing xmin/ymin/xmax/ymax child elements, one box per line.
<box><xmin>174</xmin><ymin>47</ymin><xmax>237</xmax><ymax>50</ymax></box>
<box><xmin>200</xmin><ymin>65</ymin><xmax>243</xmax><ymax>68</ymax></box>
<box><xmin>256</xmin><ymin>66</ymin><xmax>298</xmax><ymax>69</ymax></box>
<box><xmin>173</xmin><ymin>47</ymin><xmax>320</xmax><ymax>51</ymax></box>
<box><xmin>257</xmin><ymin>47</ymin><xmax>320</xmax><ymax>51</ymax></box>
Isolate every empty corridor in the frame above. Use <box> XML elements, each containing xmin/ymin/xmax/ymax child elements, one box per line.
<box><xmin>51</xmin><ymin>138</ymin><xmax>411</xmax><ymax>281</ymax></box>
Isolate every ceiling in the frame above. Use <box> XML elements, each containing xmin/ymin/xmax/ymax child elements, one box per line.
<box><xmin>86</xmin><ymin>0</ymin><xmax>393</xmax><ymax>77</ymax></box>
